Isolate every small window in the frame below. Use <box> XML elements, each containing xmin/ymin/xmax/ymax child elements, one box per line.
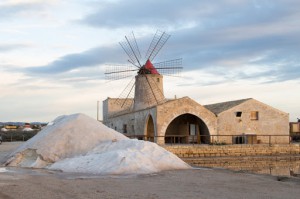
<box><xmin>157</xmin><ymin>78</ymin><xmax>160</xmax><ymax>82</ymax></box>
<box><xmin>189</xmin><ymin>124</ymin><xmax>196</xmax><ymax>135</ymax></box>
<box><xmin>251</xmin><ymin>111</ymin><xmax>259</xmax><ymax>120</ymax></box>
<box><xmin>233</xmin><ymin>136</ymin><xmax>246</xmax><ymax>144</ymax></box>
<box><xmin>123</xmin><ymin>124</ymin><xmax>127</xmax><ymax>134</ymax></box>
<box><xmin>236</xmin><ymin>112</ymin><xmax>242</xmax><ymax>117</ymax></box>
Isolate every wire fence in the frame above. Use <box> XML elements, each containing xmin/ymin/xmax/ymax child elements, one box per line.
<box><xmin>1</xmin><ymin>130</ymin><xmax>300</xmax><ymax>146</ymax></box>
<box><xmin>0</xmin><ymin>131</ymin><xmax>39</xmax><ymax>142</ymax></box>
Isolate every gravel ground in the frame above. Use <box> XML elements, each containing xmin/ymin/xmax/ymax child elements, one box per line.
<box><xmin>1</xmin><ymin>142</ymin><xmax>300</xmax><ymax>199</ymax></box>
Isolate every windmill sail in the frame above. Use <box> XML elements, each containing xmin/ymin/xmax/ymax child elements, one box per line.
<box><xmin>153</xmin><ymin>58</ymin><xmax>182</xmax><ymax>76</ymax></box>
<box><xmin>145</xmin><ymin>30</ymin><xmax>170</xmax><ymax>61</ymax></box>
<box><xmin>106</xmin><ymin>30</ymin><xmax>182</xmax><ymax>111</ymax></box>
<box><xmin>105</xmin><ymin>64</ymin><xmax>137</xmax><ymax>81</ymax></box>
<box><xmin>115</xmin><ymin>77</ymin><xmax>135</xmax><ymax>108</ymax></box>
<box><xmin>119</xmin><ymin>32</ymin><xmax>142</xmax><ymax>67</ymax></box>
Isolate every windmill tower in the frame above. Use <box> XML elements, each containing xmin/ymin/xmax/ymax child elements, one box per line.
<box><xmin>105</xmin><ymin>30</ymin><xmax>182</xmax><ymax>113</ymax></box>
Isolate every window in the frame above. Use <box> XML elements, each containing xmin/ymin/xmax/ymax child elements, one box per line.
<box><xmin>236</xmin><ymin>112</ymin><xmax>242</xmax><ymax>117</ymax></box>
<box><xmin>123</xmin><ymin>124</ymin><xmax>127</xmax><ymax>134</ymax></box>
<box><xmin>291</xmin><ymin>123</ymin><xmax>299</xmax><ymax>133</ymax></box>
<box><xmin>233</xmin><ymin>135</ymin><xmax>246</xmax><ymax>144</ymax></box>
<box><xmin>233</xmin><ymin>135</ymin><xmax>257</xmax><ymax>144</ymax></box>
<box><xmin>251</xmin><ymin>111</ymin><xmax>259</xmax><ymax>120</ymax></box>
<box><xmin>189</xmin><ymin>124</ymin><xmax>196</xmax><ymax>135</ymax></box>
<box><xmin>157</xmin><ymin>78</ymin><xmax>160</xmax><ymax>82</ymax></box>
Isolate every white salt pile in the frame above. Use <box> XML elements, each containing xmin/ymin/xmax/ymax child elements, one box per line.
<box><xmin>4</xmin><ymin>113</ymin><xmax>190</xmax><ymax>175</ymax></box>
<box><xmin>22</xmin><ymin>127</ymin><xmax>34</xmax><ymax>132</ymax></box>
<box><xmin>1</xmin><ymin>128</ymin><xmax>8</xmax><ymax>132</ymax></box>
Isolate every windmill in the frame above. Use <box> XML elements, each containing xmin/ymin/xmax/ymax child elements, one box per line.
<box><xmin>105</xmin><ymin>30</ymin><xmax>182</xmax><ymax>112</ymax></box>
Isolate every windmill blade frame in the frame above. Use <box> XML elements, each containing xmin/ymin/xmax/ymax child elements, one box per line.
<box><xmin>105</xmin><ymin>64</ymin><xmax>138</xmax><ymax>81</ymax></box>
<box><xmin>144</xmin><ymin>75</ymin><xmax>165</xmax><ymax>105</ymax></box>
<box><xmin>153</xmin><ymin>58</ymin><xmax>183</xmax><ymax>76</ymax></box>
<box><xmin>145</xmin><ymin>30</ymin><xmax>170</xmax><ymax>61</ymax></box>
<box><xmin>115</xmin><ymin>77</ymin><xmax>135</xmax><ymax>108</ymax></box>
<box><xmin>119</xmin><ymin>32</ymin><xmax>142</xmax><ymax>67</ymax></box>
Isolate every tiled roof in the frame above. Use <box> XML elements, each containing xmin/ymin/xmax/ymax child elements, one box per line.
<box><xmin>204</xmin><ymin>98</ymin><xmax>252</xmax><ymax>115</ymax></box>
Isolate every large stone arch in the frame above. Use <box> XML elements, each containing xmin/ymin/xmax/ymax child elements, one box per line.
<box><xmin>165</xmin><ymin>113</ymin><xmax>210</xmax><ymax>144</ymax></box>
<box><xmin>157</xmin><ymin>97</ymin><xmax>217</xmax><ymax>144</ymax></box>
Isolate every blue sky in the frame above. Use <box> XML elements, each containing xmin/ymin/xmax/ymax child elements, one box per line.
<box><xmin>0</xmin><ymin>0</ymin><xmax>299</xmax><ymax>122</ymax></box>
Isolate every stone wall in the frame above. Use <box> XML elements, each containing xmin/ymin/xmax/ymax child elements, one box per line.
<box><xmin>102</xmin><ymin>98</ymin><xmax>134</xmax><ymax>120</ymax></box>
<box><xmin>134</xmin><ymin>74</ymin><xmax>164</xmax><ymax>111</ymax></box>
<box><xmin>103</xmin><ymin>106</ymin><xmax>157</xmax><ymax>136</ymax></box>
<box><xmin>216</xmin><ymin>99</ymin><xmax>289</xmax><ymax>144</ymax></box>
<box><xmin>185</xmin><ymin>156</ymin><xmax>300</xmax><ymax>176</ymax></box>
<box><xmin>163</xmin><ymin>144</ymin><xmax>300</xmax><ymax>158</ymax></box>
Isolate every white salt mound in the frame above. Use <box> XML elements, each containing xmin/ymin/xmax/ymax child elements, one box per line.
<box><xmin>22</xmin><ymin>127</ymin><xmax>34</xmax><ymax>131</ymax></box>
<box><xmin>4</xmin><ymin>113</ymin><xmax>190</xmax><ymax>175</ymax></box>
<box><xmin>5</xmin><ymin>113</ymin><xmax>127</xmax><ymax>167</ymax></box>
<box><xmin>1</xmin><ymin>128</ymin><xmax>8</xmax><ymax>132</ymax></box>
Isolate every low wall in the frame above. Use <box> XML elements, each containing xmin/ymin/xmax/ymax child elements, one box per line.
<box><xmin>162</xmin><ymin>144</ymin><xmax>300</xmax><ymax>158</ymax></box>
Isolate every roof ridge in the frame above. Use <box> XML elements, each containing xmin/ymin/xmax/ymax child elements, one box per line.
<box><xmin>204</xmin><ymin>98</ymin><xmax>252</xmax><ymax>115</ymax></box>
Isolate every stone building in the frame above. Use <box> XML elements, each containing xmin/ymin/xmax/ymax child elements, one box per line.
<box><xmin>103</xmin><ymin>63</ymin><xmax>289</xmax><ymax>144</ymax></box>
<box><xmin>205</xmin><ymin>98</ymin><xmax>289</xmax><ymax>144</ymax></box>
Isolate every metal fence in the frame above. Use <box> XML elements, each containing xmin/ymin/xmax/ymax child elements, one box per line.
<box><xmin>126</xmin><ymin>134</ymin><xmax>300</xmax><ymax>146</ymax></box>
<box><xmin>0</xmin><ymin>131</ymin><xmax>39</xmax><ymax>142</ymax></box>
<box><xmin>1</xmin><ymin>131</ymin><xmax>299</xmax><ymax>146</ymax></box>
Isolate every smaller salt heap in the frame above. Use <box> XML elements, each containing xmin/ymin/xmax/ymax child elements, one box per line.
<box><xmin>4</xmin><ymin>113</ymin><xmax>190</xmax><ymax>175</ymax></box>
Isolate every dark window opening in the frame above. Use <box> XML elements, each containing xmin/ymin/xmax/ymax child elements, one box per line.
<box><xmin>233</xmin><ymin>136</ymin><xmax>246</xmax><ymax>144</ymax></box>
<box><xmin>123</xmin><ymin>124</ymin><xmax>127</xmax><ymax>134</ymax></box>
<box><xmin>236</xmin><ymin>112</ymin><xmax>242</xmax><ymax>117</ymax></box>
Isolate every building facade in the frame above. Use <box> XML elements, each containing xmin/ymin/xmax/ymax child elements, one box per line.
<box><xmin>103</xmin><ymin>69</ymin><xmax>289</xmax><ymax>144</ymax></box>
<box><xmin>103</xmin><ymin>97</ymin><xmax>289</xmax><ymax>144</ymax></box>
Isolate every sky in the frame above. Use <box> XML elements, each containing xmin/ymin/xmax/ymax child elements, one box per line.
<box><xmin>0</xmin><ymin>0</ymin><xmax>299</xmax><ymax>122</ymax></box>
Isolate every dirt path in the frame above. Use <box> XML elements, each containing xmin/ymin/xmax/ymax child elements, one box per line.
<box><xmin>0</xmin><ymin>142</ymin><xmax>22</xmax><ymax>162</ymax></box>
<box><xmin>0</xmin><ymin>142</ymin><xmax>300</xmax><ymax>199</ymax></box>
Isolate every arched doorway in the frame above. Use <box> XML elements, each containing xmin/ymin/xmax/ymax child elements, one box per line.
<box><xmin>165</xmin><ymin>113</ymin><xmax>210</xmax><ymax>144</ymax></box>
<box><xmin>146</xmin><ymin>115</ymin><xmax>155</xmax><ymax>142</ymax></box>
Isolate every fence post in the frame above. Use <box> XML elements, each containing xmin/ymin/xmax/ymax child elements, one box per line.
<box><xmin>192</xmin><ymin>135</ymin><xmax>194</xmax><ymax>146</ymax></box>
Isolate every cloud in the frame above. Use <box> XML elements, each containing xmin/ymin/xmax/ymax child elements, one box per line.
<box><xmin>24</xmin><ymin>45</ymin><xmax>124</xmax><ymax>75</ymax></box>
<box><xmin>80</xmin><ymin>0</ymin><xmax>300</xmax><ymax>29</ymax></box>
<box><xmin>0</xmin><ymin>0</ymin><xmax>55</xmax><ymax>20</ymax></box>
<box><xmin>7</xmin><ymin>0</ymin><xmax>300</xmax><ymax>85</ymax></box>
<box><xmin>0</xmin><ymin>43</ymin><xmax>30</xmax><ymax>52</ymax></box>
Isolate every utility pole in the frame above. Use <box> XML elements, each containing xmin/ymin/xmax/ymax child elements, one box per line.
<box><xmin>97</xmin><ymin>101</ymin><xmax>99</xmax><ymax>121</ymax></box>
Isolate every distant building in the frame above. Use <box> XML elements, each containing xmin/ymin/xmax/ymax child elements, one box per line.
<box><xmin>290</xmin><ymin>121</ymin><xmax>300</xmax><ymax>134</ymax></box>
<box><xmin>4</xmin><ymin>125</ymin><xmax>18</xmax><ymax>130</ymax></box>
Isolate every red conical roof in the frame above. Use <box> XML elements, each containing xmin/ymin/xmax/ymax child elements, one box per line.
<box><xmin>144</xmin><ymin>59</ymin><xmax>159</xmax><ymax>74</ymax></box>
